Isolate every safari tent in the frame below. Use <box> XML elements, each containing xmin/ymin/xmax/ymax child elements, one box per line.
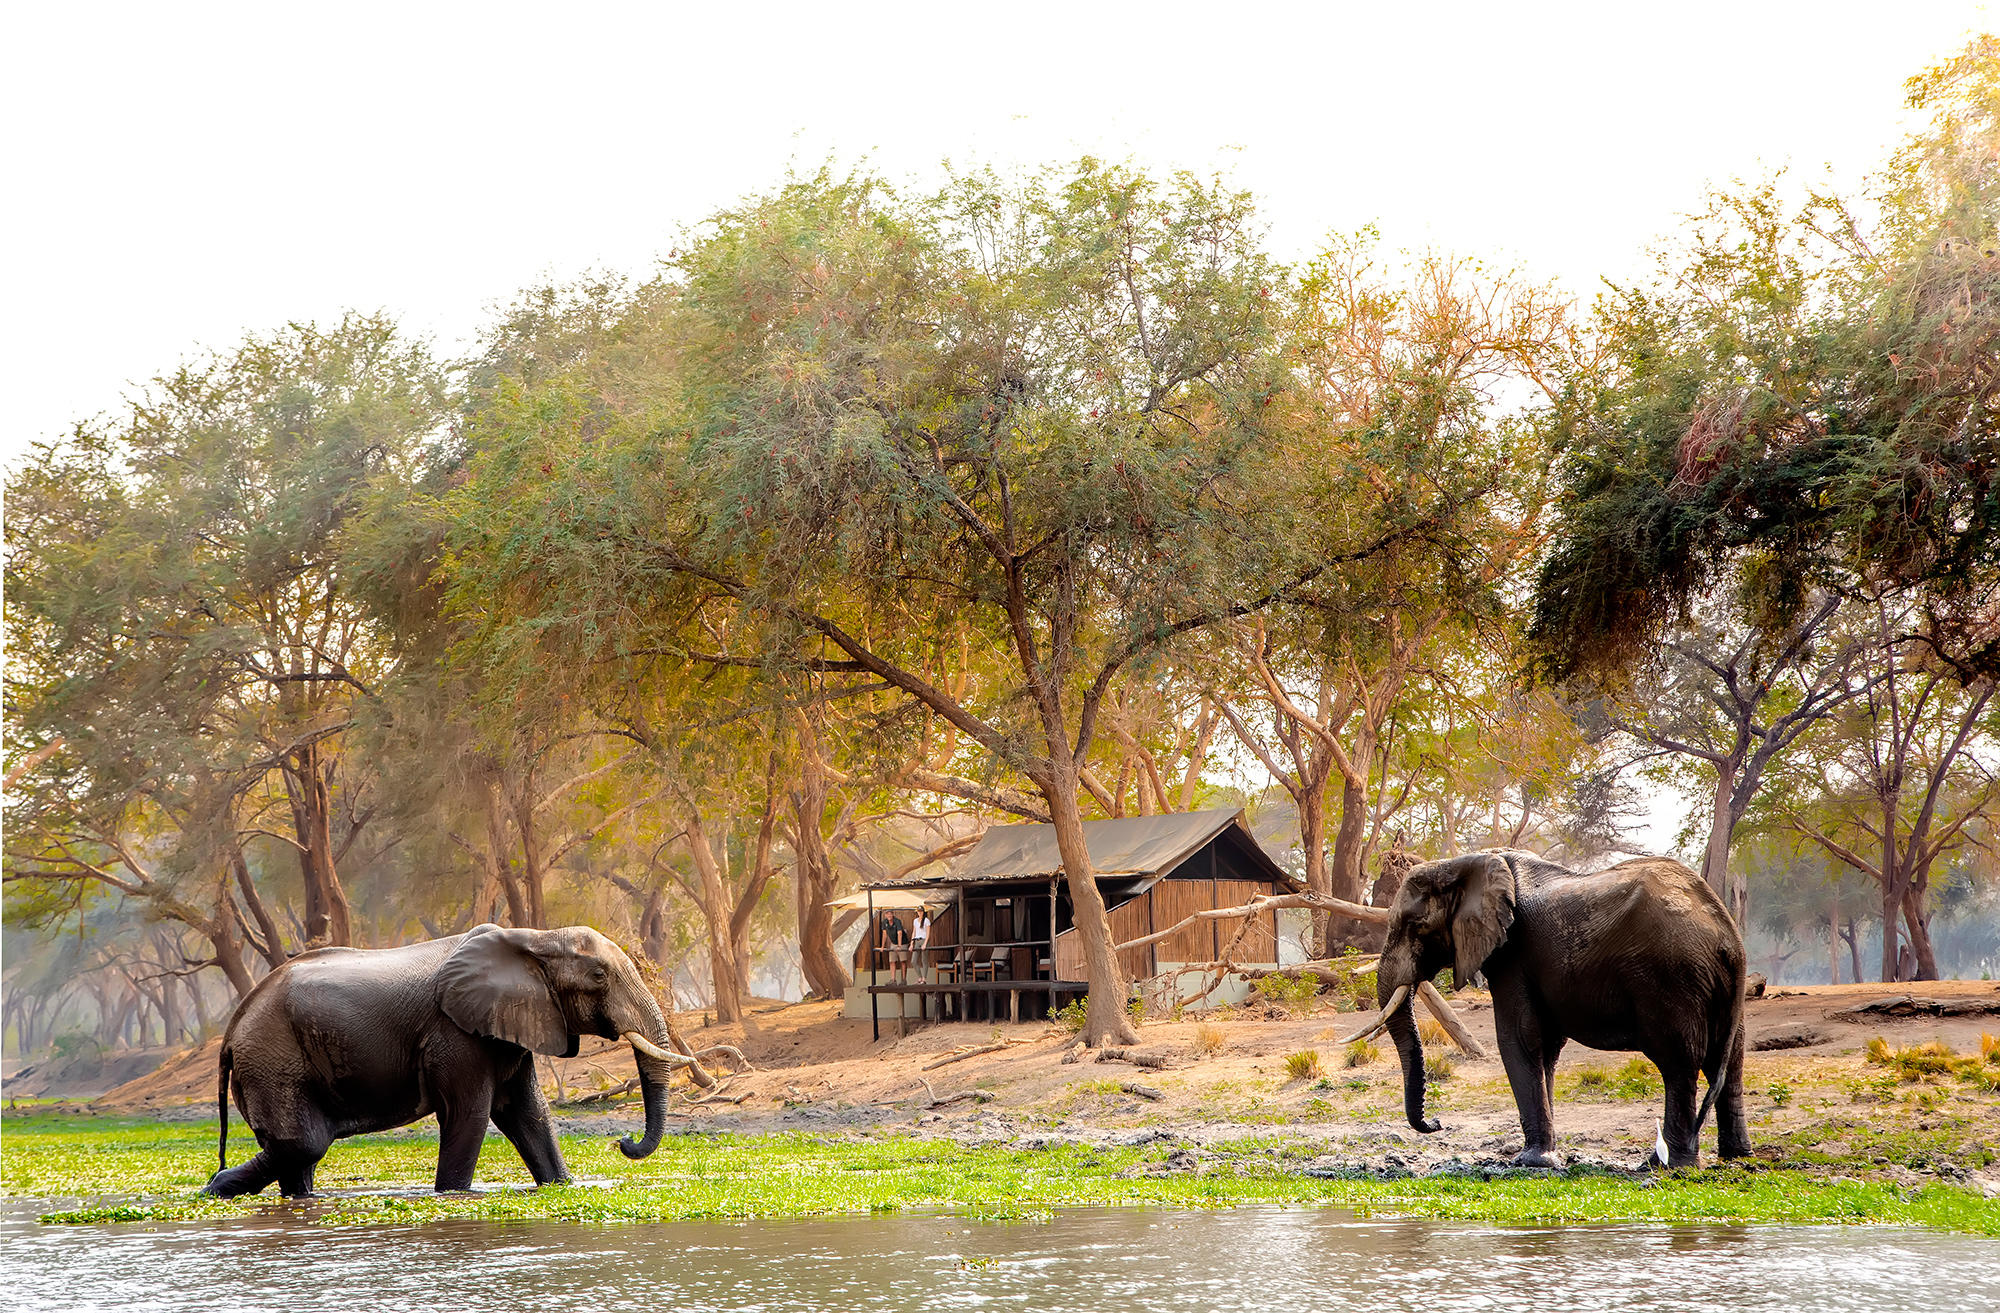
<box><xmin>842</xmin><ymin>808</ymin><xmax>1298</xmax><ymax>1034</ymax></box>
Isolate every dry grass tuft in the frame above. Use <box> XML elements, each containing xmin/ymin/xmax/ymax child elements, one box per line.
<box><xmin>1344</xmin><ymin>1038</ymin><xmax>1380</xmax><ymax>1067</ymax></box>
<box><xmin>1418</xmin><ymin>1018</ymin><xmax>1451</xmax><ymax>1047</ymax></box>
<box><xmin>1284</xmin><ymin>1050</ymin><xmax>1325</xmax><ymax>1081</ymax></box>
<box><xmin>1193</xmin><ymin>1022</ymin><xmax>1226</xmax><ymax>1056</ymax></box>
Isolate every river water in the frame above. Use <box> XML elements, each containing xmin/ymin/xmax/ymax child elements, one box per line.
<box><xmin>4</xmin><ymin>1199</ymin><xmax>1996</xmax><ymax>1312</ymax></box>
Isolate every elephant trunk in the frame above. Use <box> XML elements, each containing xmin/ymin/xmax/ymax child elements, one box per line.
<box><xmin>618</xmin><ymin>1044</ymin><xmax>675</xmax><ymax>1160</ymax></box>
<box><xmin>614</xmin><ymin>984</ymin><xmax>675</xmax><ymax>1161</ymax></box>
<box><xmin>1383</xmin><ymin>977</ymin><xmax>1440</xmax><ymax>1134</ymax></box>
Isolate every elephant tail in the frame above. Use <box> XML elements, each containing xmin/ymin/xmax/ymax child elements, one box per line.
<box><xmin>1692</xmin><ymin>964</ymin><xmax>1747</xmax><ymax>1140</ymax></box>
<box><xmin>215</xmin><ymin>1046</ymin><xmax>233</xmax><ymax>1174</ymax></box>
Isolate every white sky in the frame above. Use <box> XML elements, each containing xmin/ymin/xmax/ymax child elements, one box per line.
<box><xmin>5</xmin><ymin>0</ymin><xmax>1993</xmax><ymax>852</ymax></box>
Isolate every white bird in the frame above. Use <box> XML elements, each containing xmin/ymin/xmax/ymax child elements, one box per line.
<box><xmin>1653</xmin><ymin>1120</ymin><xmax>1671</xmax><ymax>1167</ymax></box>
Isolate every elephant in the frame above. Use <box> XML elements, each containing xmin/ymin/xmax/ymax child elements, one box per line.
<box><xmin>1360</xmin><ymin>849</ymin><xmax>1749</xmax><ymax>1169</ymax></box>
<box><xmin>203</xmin><ymin>923</ymin><xmax>687</xmax><ymax>1197</ymax></box>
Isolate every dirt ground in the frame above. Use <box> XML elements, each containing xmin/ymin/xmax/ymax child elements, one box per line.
<box><xmin>41</xmin><ymin>980</ymin><xmax>2000</xmax><ymax>1192</ymax></box>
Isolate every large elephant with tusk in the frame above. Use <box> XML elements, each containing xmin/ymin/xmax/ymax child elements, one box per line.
<box><xmin>203</xmin><ymin>924</ymin><xmax>698</xmax><ymax>1196</ymax></box>
<box><xmin>1353</xmin><ymin>850</ymin><xmax>1750</xmax><ymax>1169</ymax></box>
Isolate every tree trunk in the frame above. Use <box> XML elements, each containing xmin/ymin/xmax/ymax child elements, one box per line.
<box><xmin>1699</xmin><ymin>758</ymin><xmax>1741</xmax><ymax>902</ymax></box>
<box><xmin>685</xmin><ymin>813</ymin><xmax>745</xmax><ymax>1024</ymax></box>
<box><xmin>1322</xmin><ymin>775</ymin><xmax>1373</xmax><ymax>954</ymax></box>
<box><xmin>286</xmin><ymin>744</ymin><xmax>354</xmax><ymax>946</ymax></box>
<box><xmin>1298</xmin><ymin>780</ymin><xmax>1329</xmax><ymax>956</ymax></box>
<box><xmin>1900</xmin><ymin>882</ymin><xmax>1939</xmax><ymax>981</ymax></box>
<box><xmin>1044</xmin><ymin>757</ymin><xmax>1139</xmax><ymax>1048</ymax></box>
<box><xmin>482</xmin><ymin>775</ymin><xmax>530</xmax><ymax>928</ymax></box>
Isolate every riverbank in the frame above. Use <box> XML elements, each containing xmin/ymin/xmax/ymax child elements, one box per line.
<box><xmin>5</xmin><ymin>1111</ymin><xmax>1997</xmax><ymax>1234</ymax></box>
<box><xmin>7</xmin><ymin>981</ymin><xmax>1998</xmax><ymax>1232</ymax></box>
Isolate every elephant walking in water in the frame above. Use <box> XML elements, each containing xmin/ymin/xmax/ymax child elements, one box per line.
<box><xmin>205</xmin><ymin>924</ymin><xmax>687</xmax><ymax>1196</ymax></box>
<box><xmin>1360</xmin><ymin>850</ymin><xmax>1750</xmax><ymax>1169</ymax></box>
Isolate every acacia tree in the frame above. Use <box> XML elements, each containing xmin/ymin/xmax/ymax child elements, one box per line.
<box><xmin>1532</xmin><ymin>38</ymin><xmax>2000</xmax><ymax>687</ymax></box>
<box><xmin>4</xmin><ymin>316</ymin><xmax>454</xmax><ymax>951</ymax></box>
<box><xmin>1593</xmin><ymin>592</ymin><xmax>1877</xmax><ymax>919</ymax></box>
<box><xmin>447</xmin><ymin>163</ymin><xmax>1468</xmax><ymax>1044</ymax></box>
<box><xmin>1210</xmin><ymin>244</ymin><xmax>1578</xmax><ymax>947</ymax></box>
<box><xmin>1761</xmin><ymin>596</ymin><xmax>1997</xmax><ymax>980</ymax></box>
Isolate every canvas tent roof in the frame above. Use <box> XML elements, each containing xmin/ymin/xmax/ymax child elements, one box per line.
<box><xmin>864</xmin><ymin>808</ymin><xmax>1294</xmax><ymax>891</ymax></box>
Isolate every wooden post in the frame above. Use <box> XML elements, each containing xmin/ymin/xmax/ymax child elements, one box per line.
<box><xmin>869</xmin><ymin>887</ymin><xmax>879</xmax><ymax>1043</ymax></box>
<box><xmin>1210</xmin><ymin>845</ymin><xmax>1220</xmax><ymax>960</ymax></box>
<box><xmin>1009</xmin><ymin>989</ymin><xmax>1020</xmax><ymax>1024</ymax></box>
<box><xmin>1147</xmin><ymin>886</ymin><xmax>1158</xmax><ymax>978</ymax></box>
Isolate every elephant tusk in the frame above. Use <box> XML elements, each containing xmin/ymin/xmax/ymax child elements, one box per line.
<box><xmin>1342</xmin><ymin>984</ymin><xmax>1409</xmax><ymax>1044</ymax></box>
<box><xmin>622</xmin><ymin>1030</ymin><xmax>693</xmax><ymax>1065</ymax></box>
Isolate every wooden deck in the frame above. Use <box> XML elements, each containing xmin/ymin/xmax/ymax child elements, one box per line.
<box><xmin>865</xmin><ymin>979</ymin><xmax>1087</xmax><ymax>1034</ymax></box>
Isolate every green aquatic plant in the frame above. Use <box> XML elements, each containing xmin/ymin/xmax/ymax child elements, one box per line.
<box><xmin>4</xmin><ymin>1113</ymin><xmax>1997</xmax><ymax>1235</ymax></box>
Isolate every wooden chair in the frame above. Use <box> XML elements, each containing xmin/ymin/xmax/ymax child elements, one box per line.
<box><xmin>969</xmin><ymin>945</ymin><xmax>1002</xmax><ymax>982</ymax></box>
<box><xmin>933</xmin><ymin>947</ymin><xmax>965</xmax><ymax>985</ymax></box>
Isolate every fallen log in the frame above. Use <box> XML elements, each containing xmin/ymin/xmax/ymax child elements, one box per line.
<box><xmin>1120</xmin><ymin>1081</ymin><xmax>1165</xmax><ymax>1101</ymax></box>
<box><xmin>1095</xmin><ymin>1047</ymin><xmax>1170</xmax><ymax>1069</ymax></box>
<box><xmin>929</xmin><ymin>1090</ymin><xmax>995</xmax><ymax>1109</ymax></box>
<box><xmin>1827</xmin><ymin>994</ymin><xmax>2000</xmax><ymax>1021</ymax></box>
<box><xmin>921</xmin><ymin>1040</ymin><xmax>1027</xmax><ymax>1071</ymax></box>
<box><xmin>560</xmin><ymin>1078</ymin><xmax>641</xmax><ymax>1106</ymax></box>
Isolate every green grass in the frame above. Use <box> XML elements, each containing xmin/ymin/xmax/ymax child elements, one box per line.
<box><xmin>3</xmin><ymin>1112</ymin><xmax>1996</xmax><ymax>1234</ymax></box>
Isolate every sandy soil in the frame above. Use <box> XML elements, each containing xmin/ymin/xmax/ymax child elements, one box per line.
<box><xmin>57</xmin><ymin>982</ymin><xmax>1999</xmax><ymax>1191</ymax></box>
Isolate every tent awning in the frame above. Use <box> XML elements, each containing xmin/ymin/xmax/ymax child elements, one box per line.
<box><xmin>825</xmin><ymin>889</ymin><xmax>937</xmax><ymax>911</ymax></box>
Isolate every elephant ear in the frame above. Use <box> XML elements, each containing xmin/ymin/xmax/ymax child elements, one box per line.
<box><xmin>1449</xmin><ymin>853</ymin><xmax>1517</xmax><ymax>989</ymax></box>
<box><xmin>436</xmin><ymin>925</ymin><xmax>573</xmax><ymax>1056</ymax></box>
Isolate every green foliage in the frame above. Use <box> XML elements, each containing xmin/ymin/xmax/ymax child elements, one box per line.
<box><xmin>1257</xmin><ymin>973</ymin><xmax>1321</xmax><ymax>1018</ymax></box>
<box><xmin>1424</xmin><ymin>1051</ymin><xmax>1458</xmax><ymax>1082</ymax></box>
<box><xmin>1570</xmin><ymin>1057</ymin><xmax>1663</xmax><ymax>1100</ymax></box>
<box><xmin>1531</xmin><ymin>36</ymin><xmax>2000</xmax><ymax>683</ymax></box>
<box><xmin>1344</xmin><ymin>1038</ymin><xmax>1381</xmax><ymax>1067</ymax></box>
<box><xmin>9</xmin><ymin>1113</ymin><xmax>1997</xmax><ymax>1234</ymax></box>
<box><xmin>1049</xmin><ymin>999</ymin><xmax>1089</xmax><ymax>1033</ymax></box>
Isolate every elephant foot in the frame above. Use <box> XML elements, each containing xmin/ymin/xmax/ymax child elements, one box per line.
<box><xmin>1511</xmin><ymin>1147</ymin><xmax>1562</xmax><ymax>1170</ymax></box>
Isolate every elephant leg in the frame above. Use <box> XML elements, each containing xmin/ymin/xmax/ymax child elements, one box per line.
<box><xmin>491</xmin><ymin>1063</ymin><xmax>570</xmax><ymax>1186</ymax></box>
<box><xmin>274</xmin><ymin>1133</ymin><xmax>332</xmax><ymax>1198</ymax></box>
<box><xmin>204</xmin><ymin>1148</ymin><xmax>282</xmax><ymax>1198</ymax></box>
<box><xmin>1499</xmin><ymin>1022</ymin><xmax>1560</xmax><ymax>1168</ymax></box>
<box><xmin>434</xmin><ymin>1071</ymin><xmax>496</xmax><ymax>1193</ymax></box>
<box><xmin>1659</xmin><ymin>1061</ymin><xmax>1701</xmax><ymax>1169</ymax></box>
<box><xmin>1717</xmin><ymin>1025</ymin><xmax>1751</xmax><ymax>1160</ymax></box>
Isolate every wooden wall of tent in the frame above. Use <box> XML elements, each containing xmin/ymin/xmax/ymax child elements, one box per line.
<box><xmin>1053</xmin><ymin>879</ymin><xmax>1279</xmax><ymax>981</ymax></box>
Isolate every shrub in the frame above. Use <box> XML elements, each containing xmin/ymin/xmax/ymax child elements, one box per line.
<box><xmin>1284</xmin><ymin>1050</ymin><xmax>1324</xmax><ymax>1081</ymax></box>
<box><xmin>1344</xmin><ymin>1038</ymin><xmax>1380</xmax><ymax>1067</ymax></box>
<box><xmin>1193</xmin><ymin>1022</ymin><xmax>1226</xmax><ymax>1055</ymax></box>
<box><xmin>1258</xmin><ymin>974</ymin><xmax>1321</xmax><ymax>1018</ymax></box>
<box><xmin>1866</xmin><ymin>1037</ymin><xmax>1999</xmax><ymax>1088</ymax></box>
<box><xmin>1049</xmin><ymin>999</ymin><xmax>1088</xmax><ymax>1033</ymax></box>
<box><xmin>1424</xmin><ymin>1051</ymin><xmax>1457</xmax><ymax>1082</ymax></box>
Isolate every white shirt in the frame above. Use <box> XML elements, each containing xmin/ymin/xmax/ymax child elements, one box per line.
<box><xmin>912</xmin><ymin>913</ymin><xmax>931</xmax><ymax>944</ymax></box>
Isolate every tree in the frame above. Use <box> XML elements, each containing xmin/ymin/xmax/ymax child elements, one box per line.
<box><xmin>1531</xmin><ymin>37</ymin><xmax>2000</xmax><ymax>686</ymax></box>
<box><xmin>445</xmin><ymin>163</ymin><xmax>1426</xmax><ymax>1044</ymax></box>
<box><xmin>1211</xmin><ymin>243</ymin><xmax>1579</xmax><ymax>946</ymax></box>
<box><xmin>5</xmin><ymin>315</ymin><xmax>455</xmax><ymax>952</ymax></box>
<box><xmin>1761</xmin><ymin>595</ymin><xmax>1997</xmax><ymax>981</ymax></box>
<box><xmin>1590</xmin><ymin>591</ymin><xmax>1877</xmax><ymax>918</ymax></box>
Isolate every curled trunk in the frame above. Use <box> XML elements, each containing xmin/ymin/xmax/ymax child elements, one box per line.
<box><xmin>618</xmin><ymin>1047</ymin><xmax>675</xmax><ymax>1160</ymax></box>
<box><xmin>1384</xmin><ymin>984</ymin><xmax>1439</xmax><ymax>1133</ymax></box>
